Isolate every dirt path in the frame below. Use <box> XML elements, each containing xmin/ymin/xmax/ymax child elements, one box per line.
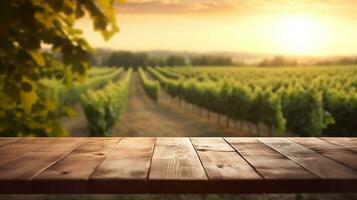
<box><xmin>112</xmin><ymin>72</ymin><xmax>238</xmax><ymax>137</ymax></box>
<box><xmin>62</xmin><ymin>103</ymin><xmax>88</xmax><ymax>136</ymax></box>
<box><xmin>64</xmin><ymin>71</ymin><xmax>246</xmax><ymax>137</ymax></box>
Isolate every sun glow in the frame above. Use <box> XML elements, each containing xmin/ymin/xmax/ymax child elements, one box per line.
<box><xmin>273</xmin><ymin>15</ymin><xmax>324</xmax><ymax>55</ymax></box>
<box><xmin>78</xmin><ymin>8</ymin><xmax>357</xmax><ymax>56</ymax></box>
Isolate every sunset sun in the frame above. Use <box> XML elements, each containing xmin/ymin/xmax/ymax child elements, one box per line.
<box><xmin>274</xmin><ymin>15</ymin><xmax>323</xmax><ymax>55</ymax></box>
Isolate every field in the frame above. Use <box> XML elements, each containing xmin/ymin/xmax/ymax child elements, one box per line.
<box><xmin>57</xmin><ymin>65</ymin><xmax>357</xmax><ymax>137</ymax></box>
<box><xmin>2</xmin><ymin>1</ymin><xmax>357</xmax><ymax>199</ymax></box>
<box><xmin>3</xmin><ymin>65</ymin><xmax>354</xmax><ymax>137</ymax></box>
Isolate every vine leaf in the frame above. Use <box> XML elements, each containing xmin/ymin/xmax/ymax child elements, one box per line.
<box><xmin>28</xmin><ymin>51</ymin><xmax>45</xmax><ymax>66</ymax></box>
<box><xmin>20</xmin><ymin>88</ymin><xmax>38</xmax><ymax>113</ymax></box>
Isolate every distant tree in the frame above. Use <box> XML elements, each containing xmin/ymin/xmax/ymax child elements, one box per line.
<box><xmin>132</xmin><ymin>53</ymin><xmax>149</xmax><ymax>68</ymax></box>
<box><xmin>0</xmin><ymin>0</ymin><xmax>119</xmax><ymax>136</ymax></box>
<box><xmin>105</xmin><ymin>51</ymin><xmax>237</xmax><ymax>67</ymax></box>
<box><xmin>337</xmin><ymin>57</ymin><xmax>357</xmax><ymax>65</ymax></box>
<box><xmin>316</xmin><ymin>57</ymin><xmax>357</xmax><ymax>66</ymax></box>
<box><xmin>191</xmin><ymin>55</ymin><xmax>234</xmax><ymax>66</ymax></box>
<box><xmin>106</xmin><ymin>51</ymin><xmax>150</xmax><ymax>69</ymax></box>
<box><xmin>88</xmin><ymin>53</ymin><xmax>99</xmax><ymax>66</ymax></box>
<box><xmin>148</xmin><ymin>57</ymin><xmax>166</xmax><ymax>67</ymax></box>
<box><xmin>260</xmin><ymin>56</ymin><xmax>298</xmax><ymax>67</ymax></box>
<box><xmin>166</xmin><ymin>55</ymin><xmax>187</xmax><ymax>67</ymax></box>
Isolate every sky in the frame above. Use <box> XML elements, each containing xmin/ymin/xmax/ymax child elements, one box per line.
<box><xmin>77</xmin><ymin>0</ymin><xmax>357</xmax><ymax>56</ymax></box>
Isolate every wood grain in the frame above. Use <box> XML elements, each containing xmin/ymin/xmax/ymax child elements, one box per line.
<box><xmin>321</xmin><ymin>137</ymin><xmax>357</xmax><ymax>152</ymax></box>
<box><xmin>35</xmin><ymin>138</ymin><xmax>120</xmax><ymax>180</ymax></box>
<box><xmin>149</xmin><ymin>137</ymin><xmax>207</xmax><ymax>180</ymax></box>
<box><xmin>0</xmin><ymin>137</ymin><xmax>356</xmax><ymax>194</ymax></box>
<box><xmin>226</xmin><ymin>137</ymin><xmax>316</xmax><ymax>179</ymax></box>
<box><xmin>290</xmin><ymin>137</ymin><xmax>357</xmax><ymax>170</ymax></box>
<box><xmin>0</xmin><ymin>138</ymin><xmax>83</xmax><ymax>180</ymax></box>
<box><xmin>91</xmin><ymin>137</ymin><xmax>155</xmax><ymax>180</ymax></box>
<box><xmin>191</xmin><ymin>137</ymin><xmax>261</xmax><ymax>179</ymax></box>
<box><xmin>0</xmin><ymin>138</ymin><xmax>56</xmax><ymax>166</ymax></box>
<box><xmin>0</xmin><ymin>138</ymin><xmax>18</xmax><ymax>146</ymax></box>
<box><xmin>260</xmin><ymin>138</ymin><xmax>357</xmax><ymax>179</ymax></box>
<box><xmin>191</xmin><ymin>137</ymin><xmax>235</xmax><ymax>152</ymax></box>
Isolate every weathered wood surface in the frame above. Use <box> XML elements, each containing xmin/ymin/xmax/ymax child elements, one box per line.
<box><xmin>0</xmin><ymin>137</ymin><xmax>356</xmax><ymax>194</ymax></box>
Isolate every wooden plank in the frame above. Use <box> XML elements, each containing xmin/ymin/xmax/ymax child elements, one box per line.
<box><xmin>0</xmin><ymin>138</ymin><xmax>83</xmax><ymax>180</ymax></box>
<box><xmin>0</xmin><ymin>137</ymin><xmax>356</xmax><ymax>194</ymax></box>
<box><xmin>191</xmin><ymin>137</ymin><xmax>236</xmax><ymax>152</ymax></box>
<box><xmin>0</xmin><ymin>138</ymin><xmax>55</xmax><ymax>153</ymax></box>
<box><xmin>290</xmin><ymin>138</ymin><xmax>357</xmax><ymax>171</ymax></box>
<box><xmin>149</xmin><ymin>137</ymin><xmax>207</xmax><ymax>180</ymax></box>
<box><xmin>35</xmin><ymin>138</ymin><xmax>120</xmax><ymax>180</ymax></box>
<box><xmin>259</xmin><ymin>138</ymin><xmax>357</xmax><ymax>179</ymax></box>
<box><xmin>0</xmin><ymin>137</ymin><xmax>18</xmax><ymax>146</ymax></box>
<box><xmin>191</xmin><ymin>137</ymin><xmax>261</xmax><ymax>179</ymax></box>
<box><xmin>31</xmin><ymin>138</ymin><xmax>84</xmax><ymax>152</ymax></box>
<box><xmin>91</xmin><ymin>137</ymin><xmax>155</xmax><ymax>180</ymax></box>
<box><xmin>321</xmin><ymin>137</ymin><xmax>357</xmax><ymax>152</ymax></box>
<box><xmin>225</xmin><ymin>137</ymin><xmax>316</xmax><ymax>179</ymax></box>
<box><xmin>0</xmin><ymin>138</ymin><xmax>59</xmax><ymax>166</ymax></box>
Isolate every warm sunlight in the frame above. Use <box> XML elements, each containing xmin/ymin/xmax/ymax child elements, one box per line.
<box><xmin>73</xmin><ymin>0</ymin><xmax>357</xmax><ymax>56</ymax></box>
<box><xmin>1</xmin><ymin>1</ymin><xmax>357</xmax><ymax>198</ymax></box>
<box><xmin>273</xmin><ymin>15</ymin><xmax>324</xmax><ymax>55</ymax></box>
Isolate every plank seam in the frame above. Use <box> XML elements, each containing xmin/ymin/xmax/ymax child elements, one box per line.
<box><xmin>289</xmin><ymin>138</ymin><xmax>357</xmax><ymax>172</ymax></box>
<box><xmin>29</xmin><ymin>139</ymin><xmax>86</xmax><ymax>181</ymax></box>
<box><xmin>146</xmin><ymin>137</ymin><xmax>157</xmax><ymax>182</ymax></box>
<box><xmin>223</xmin><ymin>138</ymin><xmax>264</xmax><ymax>179</ymax></box>
<box><xmin>257</xmin><ymin>138</ymin><xmax>322</xmax><ymax>179</ymax></box>
<box><xmin>88</xmin><ymin>138</ymin><xmax>122</xmax><ymax>180</ymax></box>
<box><xmin>189</xmin><ymin>137</ymin><xmax>210</xmax><ymax>180</ymax></box>
<box><xmin>319</xmin><ymin>138</ymin><xmax>357</xmax><ymax>153</ymax></box>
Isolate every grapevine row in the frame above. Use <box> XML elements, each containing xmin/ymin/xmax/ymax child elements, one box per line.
<box><xmin>80</xmin><ymin>69</ymin><xmax>133</xmax><ymax>136</ymax></box>
<box><xmin>138</xmin><ymin>68</ymin><xmax>160</xmax><ymax>102</ymax></box>
<box><xmin>150</xmin><ymin>66</ymin><xmax>357</xmax><ymax>136</ymax></box>
<box><xmin>42</xmin><ymin>68</ymin><xmax>124</xmax><ymax>106</ymax></box>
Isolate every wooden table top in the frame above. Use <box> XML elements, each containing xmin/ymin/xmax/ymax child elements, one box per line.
<box><xmin>0</xmin><ymin>137</ymin><xmax>356</xmax><ymax>194</ymax></box>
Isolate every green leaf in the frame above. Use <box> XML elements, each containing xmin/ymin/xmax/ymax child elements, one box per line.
<box><xmin>64</xmin><ymin>107</ymin><xmax>77</xmax><ymax>117</ymax></box>
<box><xmin>28</xmin><ymin>51</ymin><xmax>45</xmax><ymax>66</ymax></box>
<box><xmin>0</xmin><ymin>0</ymin><xmax>120</xmax><ymax>136</ymax></box>
<box><xmin>20</xmin><ymin>89</ymin><xmax>38</xmax><ymax>113</ymax></box>
<box><xmin>45</xmin><ymin>99</ymin><xmax>56</xmax><ymax>111</ymax></box>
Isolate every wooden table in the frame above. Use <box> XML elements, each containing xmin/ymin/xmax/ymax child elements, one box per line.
<box><xmin>0</xmin><ymin>137</ymin><xmax>356</xmax><ymax>194</ymax></box>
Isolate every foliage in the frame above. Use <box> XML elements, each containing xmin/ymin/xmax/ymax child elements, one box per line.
<box><xmin>138</xmin><ymin>68</ymin><xmax>160</xmax><ymax>101</ymax></box>
<box><xmin>166</xmin><ymin>55</ymin><xmax>187</xmax><ymax>67</ymax></box>
<box><xmin>260</xmin><ymin>56</ymin><xmax>298</xmax><ymax>67</ymax></box>
<box><xmin>155</xmin><ymin>67</ymin><xmax>181</xmax><ymax>80</ymax></box>
<box><xmin>81</xmin><ymin>69</ymin><xmax>132</xmax><ymax>136</ymax></box>
<box><xmin>42</xmin><ymin>68</ymin><xmax>123</xmax><ymax>106</ymax></box>
<box><xmin>281</xmin><ymin>88</ymin><xmax>332</xmax><ymax>136</ymax></box>
<box><xmin>106</xmin><ymin>51</ymin><xmax>151</xmax><ymax>68</ymax></box>
<box><xmin>0</xmin><ymin>0</ymin><xmax>119</xmax><ymax>136</ymax></box>
<box><xmin>104</xmin><ymin>51</ymin><xmax>238</xmax><ymax>68</ymax></box>
<box><xmin>89</xmin><ymin>67</ymin><xmax>118</xmax><ymax>78</ymax></box>
<box><xmin>190</xmin><ymin>55</ymin><xmax>234</xmax><ymax>66</ymax></box>
<box><xmin>323</xmin><ymin>89</ymin><xmax>357</xmax><ymax>136</ymax></box>
<box><xmin>150</xmin><ymin>66</ymin><xmax>357</xmax><ymax>136</ymax></box>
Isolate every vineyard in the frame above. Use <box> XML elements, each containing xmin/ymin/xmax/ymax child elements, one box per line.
<box><xmin>1</xmin><ymin>65</ymin><xmax>356</xmax><ymax>137</ymax></box>
<box><xmin>148</xmin><ymin>66</ymin><xmax>357</xmax><ymax>136</ymax></box>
